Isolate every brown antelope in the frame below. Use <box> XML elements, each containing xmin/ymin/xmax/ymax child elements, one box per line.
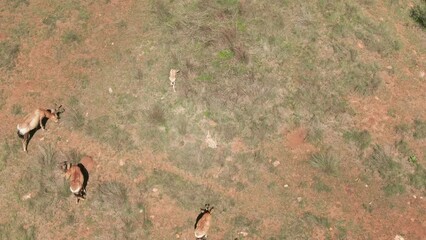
<box><xmin>17</xmin><ymin>105</ymin><xmax>65</xmax><ymax>152</ymax></box>
<box><xmin>194</xmin><ymin>204</ymin><xmax>214</xmax><ymax>240</ymax></box>
<box><xmin>61</xmin><ymin>156</ymin><xmax>94</xmax><ymax>203</ymax></box>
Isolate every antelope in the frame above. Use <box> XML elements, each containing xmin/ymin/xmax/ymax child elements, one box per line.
<box><xmin>169</xmin><ymin>69</ymin><xmax>179</xmax><ymax>92</ymax></box>
<box><xmin>17</xmin><ymin>104</ymin><xmax>65</xmax><ymax>152</ymax></box>
<box><xmin>194</xmin><ymin>204</ymin><xmax>214</xmax><ymax>240</ymax></box>
<box><xmin>61</xmin><ymin>156</ymin><xmax>94</xmax><ymax>203</ymax></box>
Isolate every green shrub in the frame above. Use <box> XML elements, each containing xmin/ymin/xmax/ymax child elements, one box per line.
<box><xmin>410</xmin><ymin>1</ymin><xmax>426</xmax><ymax>29</ymax></box>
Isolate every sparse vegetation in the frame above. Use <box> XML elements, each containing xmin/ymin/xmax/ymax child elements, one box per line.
<box><xmin>68</xmin><ymin>108</ymin><xmax>85</xmax><ymax>129</ymax></box>
<box><xmin>0</xmin><ymin>41</ymin><xmax>20</xmax><ymax>69</ymax></box>
<box><xmin>95</xmin><ymin>181</ymin><xmax>128</xmax><ymax>208</ymax></box>
<box><xmin>62</xmin><ymin>30</ymin><xmax>81</xmax><ymax>44</ymax></box>
<box><xmin>11</xmin><ymin>104</ymin><xmax>23</xmax><ymax>115</ymax></box>
<box><xmin>1</xmin><ymin>0</ymin><xmax>425</xmax><ymax>238</ymax></box>
<box><xmin>366</xmin><ymin>145</ymin><xmax>405</xmax><ymax>196</ymax></box>
<box><xmin>413</xmin><ymin>119</ymin><xmax>426</xmax><ymax>139</ymax></box>
<box><xmin>343</xmin><ymin>129</ymin><xmax>371</xmax><ymax>150</ymax></box>
<box><xmin>313</xmin><ymin>176</ymin><xmax>332</xmax><ymax>193</ymax></box>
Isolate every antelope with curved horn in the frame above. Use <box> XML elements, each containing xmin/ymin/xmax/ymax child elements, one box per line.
<box><xmin>194</xmin><ymin>204</ymin><xmax>214</xmax><ymax>240</ymax></box>
<box><xmin>17</xmin><ymin>104</ymin><xmax>65</xmax><ymax>152</ymax></box>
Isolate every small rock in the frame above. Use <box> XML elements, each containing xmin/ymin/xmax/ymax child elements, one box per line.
<box><xmin>297</xmin><ymin>197</ymin><xmax>303</xmax><ymax>202</ymax></box>
<box><xmin>108</xmin><ymin>87</ymin><xmax>113</xmax><ymax>94</ymax></box>
<box><xmin>365</xmin><ymin>184</ymin><xmax>368</xmax><ymax>188</ymax></box>
<box><xmin>139</xmin><ymin>209</ymin><xmax>144</xmax><ymax>213</ymax></box>
<box><xmin>176</xmin><ymin>233</ymin><xmax>180</xmax><ymax>238</ymax></box>
<box><xmin>394</xmin><ymin>235</ymin><xmax>405</xmax><ymax>240</ymax></box>
<box><xmin>386</xmin><ymin>65</ymin><xmax>393</xmax><ymax>70</ymax></box>
<box><xmin>284</xmin><ymin>184</ymin><xmax>289</xmax><ymax>188</ymax></box>
<box><xmin>272</xmin><ymin>160</ymin><xmax>280</xmax><ymax>167</ymax></box>
<box><xmin>420</xmin><ymin>71</ymin><xmax>425</xmax><ymax>78</ymax></box>
<box><xmin>413</xmin><ymin>195</ymin><xmax>417</xmax><ymax>199</ymax></box>
<box><xmin>152</xmin><ymin>188</ymin><xmax>158</xmax><ymax>193</ymax></box>
<box><xmin>119</xmin><ymin>159</ymin><xmax>125</xmax><ymax>166</ymax></box>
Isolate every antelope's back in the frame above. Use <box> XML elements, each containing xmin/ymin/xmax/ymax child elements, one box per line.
<box><xmin>69</xmin><ymin>166</ymin><xmax>84</xmax><ymax>193</ymax></box>
<box><xmin>195</xmin><ymin>212</ymin><xmax>212</xmax><ymax>238</ymax></box>
<box><xmin>80</xmin><ymin>156</ymin><xmax>95</xmax><ymax>172</ymax></box>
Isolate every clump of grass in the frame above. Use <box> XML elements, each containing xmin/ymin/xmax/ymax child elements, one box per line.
<box><xmin>0</xmin><ymin>41</ymin><xmax>20</xmax><ymax>70</ymax></box>
<box><xmin>395</xmin><ymin>140</ymin><xmax>412</xmax><ymax>156</ymax></box>
<box><xmin>65</xmin><ymin>149</ymin><xmax>84</xmax><ymax>164</ymax></box>
<box><xmin>407</xmin><ymin>155</ymin><xmax>426</xmax><ymax>190</ymax></box>
<box><xmin>410</xmin><ymin>0</ymin><xmax>426</xmax><ymax>29</ymax></box>
<box><xmin>37</xmin><ymin>144</ymin><xmax>57</xmax><ymax>170</ymax></box>
<box><xmin>309</xmin><ymin>152</ymin><xmax>339</xmax><ymax>176</ymax></box>
<box><xmin>96</xmin><ymin>181</ymin><xmax>128</xmax><ymax>208</ymax></box>
<box><xmin>306</xmin><ymin>127</ymin><xmax>324</xmax><ymax>145</ymax></box>
<box><xmin>151</xmin><ymin>0</ymin><xmax>172</xmax><ymax>23</ymax></box>
<box><xmin>148</xmin><ymin>104</ymin><xmax>166</xmax><ymax>125</ymax></box>
<box><xmin>62</xmin><ymin>30</ymin><xmax>81</xmax><ymax>44</ymax></box>
<box><xmin>343</xmin><ymin>129</ymin><xmax>371</xmax><ymax>150</ymax></box>
<box><xmin>68</xmin><ymin>108</ymin><xmax>85</xmax><ymax>129</ymax></box>
<box><xmin>367</xmin><ymin>145</ymin><xmax>401</xmax><ymax>178</ymax></box>
<box><xmin>11</xmin><ymin>104</ymin><xmax>23</xmax><ymax>115</ymax></box>
<box><xmin>413</xmin><ymin>119</ymin><xmax>426</xmax><ymax>139</ymax></box>
<box><xmin>365</xmin><ymin>145</ymin><xmax>405</xmax><ymax>196</ymax></box>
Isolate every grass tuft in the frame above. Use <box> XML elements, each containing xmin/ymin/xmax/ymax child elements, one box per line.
<box><xmin>11</xmin><ymin>104</ymin><xmax>23</xmax><ymax>115</ymax></box>
<box><xmin>37</xmin><ymin>144</ymin><xmax>57</xmax><ymax>170</ymax></box>
<box><xmin>310</xmin><ymin>152</ymin><xmax>339</xmax><ymax>176</ymax></box>
<box><xmin>97</xmin><ymin>181</ymin><xmax>128</xmax><ymax>208</ymax></box>
<box><xmin>68</xmin><ymin>108</ymin><xmax>85</xmax><ymax>129</ymax></box>
<box><xmin>148</xmin><ymin>104</ymin><xmax>166</xmax><ymax>125</ymax></box>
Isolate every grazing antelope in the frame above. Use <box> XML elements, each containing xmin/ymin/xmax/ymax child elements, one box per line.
<box><xmin>61</xmin><ymin>156</ymin><xmax>94</xmax><ymax>203</ymax></box>
<box><xmin>17</xmin><ymin>105</ymin><xmax>65</xmax><ymax>152</ymax></box>
<box><xmin>194</xmin><ymin>204</ymin><xmax>214</xmax><ymax>240</ymax></box>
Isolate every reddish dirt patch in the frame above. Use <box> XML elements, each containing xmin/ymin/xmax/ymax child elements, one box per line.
<box><xmin>284</xmin><ymin>128</ymin><xmax>317</xmax><ymax>156</ymax></box>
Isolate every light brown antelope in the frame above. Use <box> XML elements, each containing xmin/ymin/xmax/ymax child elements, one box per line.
<box><xmin>61</xmin><ymin>156</ymin><xmax>94</xmax><ymax>203</ymax></box>
<box><xmin>194</xmin><ymin>204</ymin><xmax>214</xmax><ymax>240</ymax></box>
<box><xmin>17</xmin><ymin>104</ymin><xmax>65</xmax><ymax>152</ymax></box>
